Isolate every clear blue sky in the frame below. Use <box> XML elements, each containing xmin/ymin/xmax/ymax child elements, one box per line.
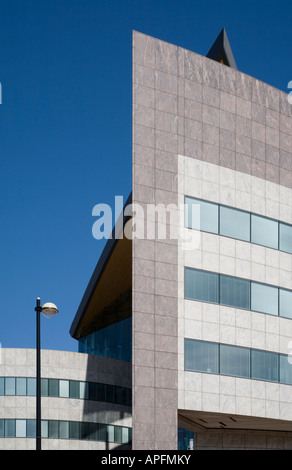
<box><xmin>0</xmin><ymin>0</ymin><xmax>291</xmax><ymax>353</ymax></box>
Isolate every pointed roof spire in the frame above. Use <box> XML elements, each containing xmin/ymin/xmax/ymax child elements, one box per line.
<box><xmin>206</xmin><ymin>27</ymin><xmax>237</xmax><ymax>69</ymax></box>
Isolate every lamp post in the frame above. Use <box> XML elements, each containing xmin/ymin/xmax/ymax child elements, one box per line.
<box><xmin>35</xmin><ymin>297</ymin><xmax>59</xmax><ymax>450</ymax></box>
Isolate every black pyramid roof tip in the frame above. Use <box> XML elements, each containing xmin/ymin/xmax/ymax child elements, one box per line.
<box><xmin>206</xmin><ymin>27</ymin><xmax>237</xmax><ymax>70</ymax></box>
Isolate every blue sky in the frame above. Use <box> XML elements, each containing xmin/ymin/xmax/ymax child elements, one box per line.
<box><xmin>0</xmin><ymin>0</ymin><xmax>291</xmax><ymax>353</ymax></box>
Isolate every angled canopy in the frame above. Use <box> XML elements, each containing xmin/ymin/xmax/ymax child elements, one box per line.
<box><xmin>206</xmin><ymin>27</ymin><xmax>237</xmax><ymax>69</ymax></box>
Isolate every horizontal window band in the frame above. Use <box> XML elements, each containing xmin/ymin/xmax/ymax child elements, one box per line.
<box><xmin>184</xmin><ymin>338</ymin><xmax>292</xmax><ymax>385</ymax></box>
<box><xmin>0</xmin><ymin>418</ymin><xmax>132</xmax><ymax>444</ymax></box>
<box><xmin>0</xmin><ymin>377</ymin><xmax>131</xmax><ymax>407</ymax></box>
<box><xmin>185</xmin><ymin>267</ymin><xmax>292</xmax><ymax>320</ymax></box>
<box><xmin>185</xmin><ymin>195</ymin><xmax>292</xmax><ymax>255</ymax></box>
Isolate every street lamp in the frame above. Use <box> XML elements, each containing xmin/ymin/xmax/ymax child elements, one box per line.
<box><xmin>35</xmin><ymin>297</ymin><xmax>59</xmax><ymax>450</ymax></box>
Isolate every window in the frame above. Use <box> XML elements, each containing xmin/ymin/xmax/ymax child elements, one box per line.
<box><xmin>27</xmin><ymin>378</ymin><xmax>36</xmax><ymax>396</ymax></box>
<box><xmin>78</xmin><ymin>317</ymin><xmax>132</xmax><ymax>363</ymax></box>
<box><xmin>0</xmin><ymin>420</ymin><xmax>4</xmax><ymax>438</ymax></box>
<box><xmin>114</xmin><ymin>426</ymin><xmax>122</xmax><ymax>444</ymax></box>
<box><xmin>220</xmin><ymin>275</ymin><xmax>250</xmax><ymax>309</ymax></box>
<box><xmin>184</xmin><ymin>339</ymin><xmax>292</xmax><ymax>386</ymax></box>
<box><xmin>16</xmin><ymin>420</ymin><xmax>26</xmax><ymax>438</ymax></box>
<box><xmin>27</xmin><ymin>420</ymin><xmax>36</xmax><ymax>438</ymax></box>
<box><xmin>16</xmin><ymin>378</ymin><xmax>26</xmax><ymax>396</ymax></box>
<box><xmin>220</xmin><ymin>344</ymin><xmax>250</xmax><ymax>378</ymax></box>
<box><xmin>185</xmin><ymin>339</ymin><xmax>219</xmax><ymax>373</ymax></box>
<box><xmin>69</xmin><ymin>421</ymin><xmax>80</xmax><ymax>440</ymax></box>
<box><xmin>89</xmin><ymin>382</ymin><xmax>98</xmax><ymax>401</ymax></box>
<box><xmin>59</xmin><ymin>421</ymin><xmax>69</xmax><ymax>439</ymax></box>
<box><xmin>251</xmin><ymin>282</ymin><xmax>278</xmax><ymax>316</ymax></box>
<box><xmin>48</xmin><ymin>379</ymin><xmax>59</xmax><ymax>397</ymax></box>
<box><xmin>41</xmin><ymin>421</ymin><xmax>48</xmax><ymax>438</ymax></box>
<box><xmin>69</xmin><ymin>380</ymin><xmax>80</xmax><ymax>399</ymax></box>
<box><xmin>279</xmin><ymin>223</ymin><xmax>292</xmax><ymax>254</ymax></box>
<box><xmin>59</xmin><ymin>380</ymin><xmax>69</xmax><ymax>398</ymax></box>
<box><xmin>48</xmin><ymin>420</ymin><xmax>59</xmax><ymax>439</ymax></box>
<box><xmin>5</xmin><ymin>378</ymin><xmax>15</xmax><ymax>395</ymax></box>
<box><xmin>41</xmin><ymin>378</ymin><xmax>49</xmax><ymax>396</ymax></box>
<box><xmin>184</xmin><ymin>196</ymin><xmax>292</xmax><ymax>255</ymax></box>
<box><xmin>251</xmin><ymin>349</ymin><xmax>278</xmax><ymax>382</ymax></box>
<box><xmin>5</xmin><ymin>420</ymin><xmax>15</xmax><ymax>438</ymax></box>
<box><xmin>220</xmin><ymin>206</ymin><xmax>250</xmax><ymax>242</ymax></box>
<box><xmin>185</xmin><ymin>197</ymin><xmax>218</xmax><ymax>234</ymax></box>
<box><xmin>251</xmin><ymin>214</ymin><xmax>278</xmax><ymax>249</ymax></box>
<box><xmin>280</xmin><ymin>355</ymin><xmax>292</xmax><ymax>385</ymax></box>
<box><xmin>279</xmin><ymin>289</ymin><xmax>292</xmax><ymax>319</ymax></box>
<box><xmin>185</xmin><ymin>268</ymin><xmax>219</xmax><ymax>303</ymax></box>
<box><xmin>122</xmin><ymin>427</ymin><xmax>129</xmax><ymax>444</ymax></box>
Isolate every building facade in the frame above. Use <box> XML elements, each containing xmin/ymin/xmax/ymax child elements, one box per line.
<box><xmin>131</xmin><ymin>30</ymin><xmax>292</xmax><ymax>449</ymax></box>
<box><xmin>0</xmin><ymin>348</ymin><xmax>131</xmax><ymax>450</ymax></box>
<box><xmin>3</xmin><ymin>30</ymin><xmax>291</xmax><ymax>451</ymax></box>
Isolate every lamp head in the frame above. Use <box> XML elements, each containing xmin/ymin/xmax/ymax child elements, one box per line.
<box><xmin>41</xmin><ymin>302</ymin><xmax>59</xmax><ymax>319</ymax></box>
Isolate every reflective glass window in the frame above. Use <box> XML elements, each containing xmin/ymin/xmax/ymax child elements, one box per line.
<box><xmin>251</xmin><ymin>214</ymin><xmax>278</xmax><ymax>249</ymax></box>
<box><xmin>280</xmin><ymin>355</ymin><xmax>292</xmax><ymax>385</ymax></box>
<box><xmin>79</xmin><ymin>381</ymin><xmax>89</xmax><ymax>400</ymax></box>
<box><xmin>69</xmin><ymin>380</ymin><xmax>80</xmax><ymax>399</ymax></box>
<box><xmin>115</xmin><ymin>386</ymin><xmax>124</xmax><ymax>405</ymax></box>
<box><xmin>16</xmin><ymin>420</ymin><xmax>26</xmax><ymax>438</ymax></box>
<box><xmin>48</xmin><ymin>379</ymin><xmax>59</xmax><ymax>397</ymax></box>
<box><xmin>41</xmin><ymin>378</ymin><xmax>49</xmax><ymax>396</ymax></box>
<box><xmin>0</xmin><ymin>420</ymin><xmax>4</xmax><ymax>437</ymax></box>
<box><xmin>59</xmin><ymin>421</ymin><xmax>69</xmax><ymax>439</ymax></box>
<box><xmin>251</xmin><ymin>349</ymin><xmax>278</xmax><ymax>382</ymax></box>
<box><xmin>5</xmin><ymin>378</ymin><xmax>15</xmax><ymax>395</ymax></box>
<box><xmin>251</xmin><ymin>282</ymin><xmax>278</xmax><ymax>316</ymax></box>
<box><xmin>27</xmin><ymin>378</ymin><xmax>36</xmax><ymax>396</ymax></box>
<box><xmin>80</xmin><ymin>422</ymin><xmax>89</xmax><ymax>440</ymax></box>
<box><xmin>88</xmin><ymin>422</ymin><xmax>98</xmax><ymax>441</ymax></box>
<box><xmin>279</xmin><ymin>289</ymin><xmax>292</xmax><ymax>319</ymax></box>
<box><xmin>98</xmin><ymin>383</ymin><xmax>106</xmax><ymax>401</ymax></box>
<box><xmin>89</xmin><ymin>382</ymin><xmax>98</xmax><ymax>401</ymax></box>
<box><xmin>48</xmin><ymin>420</ymin><xmax>59</xmax><ymax>438</ymax></box>
<box><xmin>114</xmin><ymin>426</ymin><xmax>122</xmax><ymax>444</ymax></box>
<box><xmin>220</xmin><ymin>206</ymin><xmax>250</xmax><ymax>242</ymax></box>
<box><xmin>69</xmin><ymin>421</ymin><xmax>80</xmax><ymax>439</ymax></box>
<box><xmin>59</xmin><ymin>380</ymin><xmax>69</xmax><ymax>398</ymax></box>
<box><xmin>16</xmin><ymin>378</ymin><xmax>26</xmax><ymax>396</ymax></box>
<box><xmin>107</xmin><ymin>425</ymin><xmax>115</xmax><ymax>443</ymax></box>
<box><xmin>0</xmin><ymin>378</ymin><xmax>4</xmax><ymax>395</ymax></box>
<box><xmin>185</xmin><ymin>339</ymin><xmax>219</xmax><ymax>373</ymax></box>
<box><xmin>185</xmin><ymin>268</ymin><xmax>219</xmax><ymax>303</ymax></box>
<box><xmin>185</xmin><ymin>197</ymin><xmax>218</xmax><ymax>234</ymax></box>
<box><xmin>122</xmin><ymin>427</ymin><xmax>129</xmax><ymax>444</ymax></box>
<box><xmin>27</xmin><ymin>420</ymin><xmax>36</xmax><ymax>438</ymax></box>
<box><xmin>41</xmin><ymin>421</ymin><xmax>48</xmax><ymax>438</ymax></box>
<box><xmin>220</xmin><ymin>344</ymin><xmax>250</xmax><ymax>378</ymax></box>
<box><xmin>279</xmin><ymin>223</ymin><xmax>292</xmax><ymax>254</ymax></box>
<box><xmin>107</xmin><ymin>384</ymin><xmax>114</xmax><ymax>404</ymax></box>
<box><xmin>99</xmin><ymin>424</ymin><xmax>107</xmax><ymax>441</ymax></box>
<box><xmin>220</xmin><ymin>275</ymin><xmax>250</xmax><ymax>309</ymax></box>
<box><xmin>5</xmin><ymin>420</ymin><xmax>16</xmax><ymax>437</ymax></box>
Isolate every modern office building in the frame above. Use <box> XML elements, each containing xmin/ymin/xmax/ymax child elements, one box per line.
<box><xmin>70</xmin><ymin>28</ymin><xmax>292</xmax><ymax>450</ymax></box>
<box><xmin>0</xmin><ymin>348</ymin><xmax>131</xmax><ymax>449</ymax></box>
<box><xmin>2</xmin><ymin>29</ymin><xmax>292</xmax><ymax>451</ymax></box>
